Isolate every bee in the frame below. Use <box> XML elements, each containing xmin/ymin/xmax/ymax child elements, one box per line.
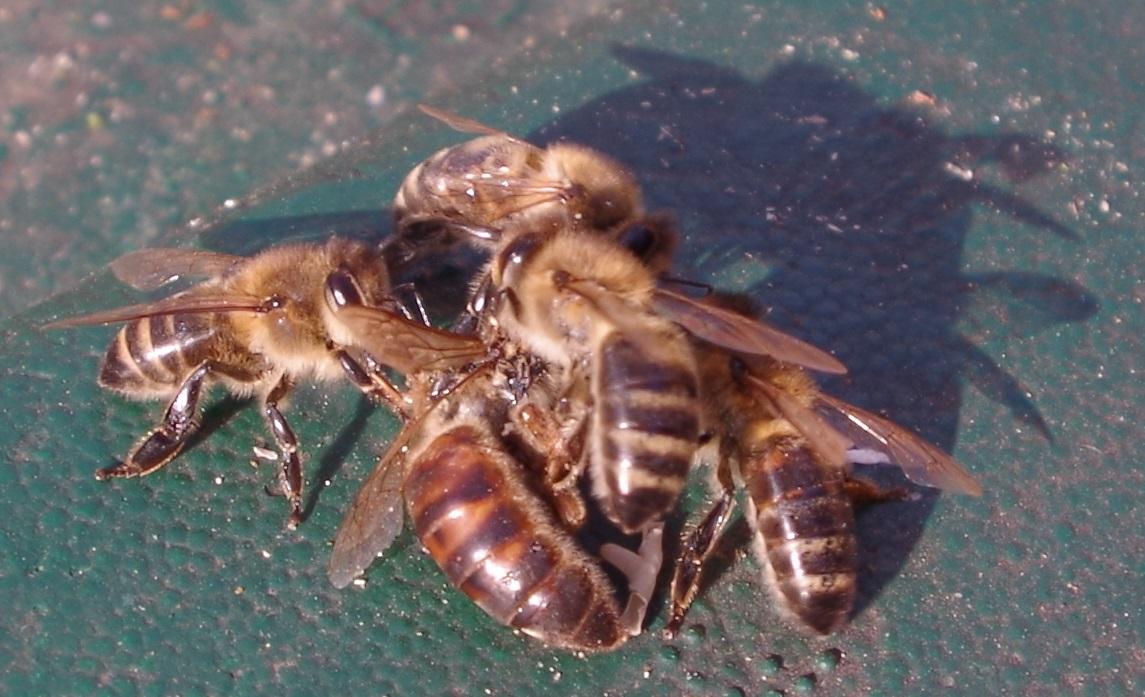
<box><xmin>483</xmin><ymin>220</ymin><xmax>854</xmax><ymax>533</ymax></box>
<box><xmin>43</xmin><ymin>237</ymin><xmax>473</xmax><ymax>528</ymax></box>
<box><xmin>387</xmin><ymin>105</ymin><xmax>645</xmax><ymax>269</ymax></box>
<box><xmin>324</xmin><ymin>284</ymin><xmax>662</xmax><ymax>651</ymax></box>
<box><xmin>664</xmin><ymin>340</ymin><xmax>983</xmax><ymax>636</ymax></box>
<box><xmin>483</xmin><ymin>228</ymin><xmax>702</xmax><ymax>535</ymax></box>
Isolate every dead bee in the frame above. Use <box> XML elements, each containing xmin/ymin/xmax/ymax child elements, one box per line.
<box><xmin>387</xmin><ymin>105</ymin><xmax>645</xmax><ymax>269</ymax></box>
<box><xmin>665</xmin><ymin>341</ymin><xmax>982</xmax><ymax>636</ymax></box>
<box><xmin>324</xmin><ymin>283</ymin><xmax>661</xmax><ymax>652</ymax></box>
<box><xmin>43</xmin><ymin>237</ymin><xmax>468</xmax><ymax>528</ymax></box>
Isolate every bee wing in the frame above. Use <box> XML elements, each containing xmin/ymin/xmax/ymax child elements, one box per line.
<box><xmin>327</xmin><ymin>437</ymin><xmax>409</xmax><ymax>589</ymax></box>
<box><xmin>334</xmin><ymin>304</ymin><xmax>486</xmax><ymax>374</ymax></box>
<box><xmin>417</xmin><ymin>104</ymin><xmax>510</xmax><ymax>137</ymax></box>
<box><xmin>41</xmin><ymin>291</ymin><xmax>268</xmax><ymax>329</ymax></box>
<box><xmin>432</xmin><ymin>175</ymin><xmax>572</xmax><ymax>216</ymax></box>
<box><xmin>745</xmin><ymin>373</ymin><xmax>852</xmax><ymax>469</ymax></box>
<box><xmin>815</xmin><ymin>393</ymin><xmax>983</xmax><ymax>496</ymax></box>
<box><xmin>561</xmin><ymin>279</ymin><xmax>690</xmax><ymax>366</ymax></box>
<box><xmin>109</xmin><ymin>248</ymin><xmax>245</xmax><ymax>290</ymax></box>
<box><xmin>652</xmin><ymin>289</ymin><xmax>848</xmax><ymax>375</ymax></box>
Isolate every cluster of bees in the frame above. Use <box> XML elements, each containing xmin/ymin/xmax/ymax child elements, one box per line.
<box><xmin>48</xmin><ymin>106</ymin><xmax>982</xmax><ymax>650</ymax></box>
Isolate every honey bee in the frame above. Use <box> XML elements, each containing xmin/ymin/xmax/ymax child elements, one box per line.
<box><xmin>43</xmin><ymin>237</ymin><xmax>477</xmax><ymax>528</ymax></box>
<box><xmin>484</xmin><ymin>221</ymin><xmax>855</xmax><ymax>532</ymax></box>
<box><xmin>387</xmin><ymin>105</ymin><xmax>645</xmax><ymax>269</ymax></box>
<box><xmin>324</xmin><ymin>285</ymin><xmax>662</xmax><ymax>651</ymax></box>
<box><xmin>664</xmin><ymin>340</ymin><xmax>983</xmax><ymax>636</ymax></box>
<box><xmin>484</xmin><ymin>229</ymin><xmax>702</xmax><ymax>535</ymax></box>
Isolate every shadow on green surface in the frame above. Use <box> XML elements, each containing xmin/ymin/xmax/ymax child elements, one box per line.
<box><xmin>527</xmin><ymin>47</ymin><xmax>1096</xmax><ymax>619</ymax></box>
<box><xmin>182</xmin><ymin>46</ymin><xmax>1100</xmax><ymax>629</ymax></box>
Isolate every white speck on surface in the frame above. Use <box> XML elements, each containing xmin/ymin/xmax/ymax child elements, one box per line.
<box><xmin>366</xmin><ymin>84</ymin><xmax>385</xmax><ymax>107</ymax></box>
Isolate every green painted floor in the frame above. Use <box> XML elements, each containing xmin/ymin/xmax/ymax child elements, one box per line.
<box><xmin>2</xmin><ymin>2</ymin><xmax>1141</xmax><ymax>695</ymax></box>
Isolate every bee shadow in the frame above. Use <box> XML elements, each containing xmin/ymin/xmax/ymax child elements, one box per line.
<box><xmin>175</xmin><ymin>46</ymin><xmax>1098</xmax><ymax>627</ymax></box>
<box><xmin>302</xmin><ymin>394</ymin><xmax>378</xmax><ymax>523</ymax></box>
<box><xmin>532</xmin><ymin>47</ymin><xmax>1096</xmax><ymax>619</ymax></box>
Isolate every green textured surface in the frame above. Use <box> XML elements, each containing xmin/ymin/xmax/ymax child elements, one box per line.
<box><xmin>3</xmin><ymin>2</ymin><xmax>1143</xmax><ymax>695</ymax></box>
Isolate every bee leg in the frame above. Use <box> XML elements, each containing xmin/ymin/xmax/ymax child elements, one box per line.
<box><xmin>388</xmin><ymin>282</ymin><xmax>431</xmax><ymax>326</ymax></box>
<box><xmin>96</xmin><ymin>362</ymin><xmax>211</xmax><ymax>481</ymax></box>
<box><xmin>843</xmin><ymin>476</ymin><xmax>911</xmax><ymax>507</ymax></box>
<box><xmin>508</xmin><ymin>402</ymin><xmax>587</xmax><ymax>528</ymax></box>
<box><xmin>262</xmin><ymin>376</ymin><xmax>304</xmax><ymax>529</ymax></box>
<box><xmin>663</xmin><ymin>487</ymin><xmax>737</xmax><ymax>638</ymax></box>
<box><xmin>334</xmin><ymin>347</ymin><xmax>407</xmax><ymax>419</ymax></box>
<box><xmin>600</xmin><ymin>522</ymin><xmax>664</xmax><ymax>636</ymax></box>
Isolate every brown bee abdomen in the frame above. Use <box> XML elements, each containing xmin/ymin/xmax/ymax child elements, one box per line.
<box><xmin>747</xmin><ymin>445</ymin><xmax>858</xmax><ymax>635</ymax></box>
<box><xmin>405</xmin><ymin>424</ymin><xmax>626</xmax><ymax>651</ymax></box>
<box><xmin>594</xmin><ymin>335</ymin><xmax>699</xmax><ymax>533</ymax></box>
<box><xmin>98</xmin><ymin>314</ymin><xmax>219</xmax><ymax>395</ymax></box>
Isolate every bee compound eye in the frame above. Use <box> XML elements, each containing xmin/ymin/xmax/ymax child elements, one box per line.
<box><xmin>495</xmin><ymin>232</ymin><xmax>544</xmax><ymax>286</ymax></box>
<box><xmin>325</xmin><ymin>269</ymin><xmax>364</xmax><ymax>310</ymax></box>
<box><xmin>615</xmin><ymin>222</ymin><xmax>656</xmax><ymax>259</ymax></box>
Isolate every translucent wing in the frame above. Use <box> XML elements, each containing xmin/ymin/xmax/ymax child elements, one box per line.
<box><xmin>560</xmin><ymin>278</ymin><xmax>689</xmax><ymax>366</ymax></box>
<box><xmin>652</xmin><ymin>289</ymin><xmax>848</xmax><ymax>374</ymax></box>
<box><xmin>41</xmin><ymin>291</ymin><xmax>269</xmax><ymax>329</ymax></box>
<box><xmin>424</xmin><ymin>173</ymin><xmax>571</xmax><ymax>215</ymax></box>
<box><xmin>816</xmin><ymin>393</ymin><xmax>983</xmax><ymax>496</ymax></box>
<box><xmin>418</xmin><ymin>104</ymin><xmax>510</xmax><ymax>137</ymax></box>
<box><xmin>109</xmin><ymin>248</ymin><xmax>245</xmax><ymax>290</ymax></box>
<box><xmin>745</xmin><ymin>373</ymin><xmax>851</xmax><ymax>469</ymax></box>
<box><xmin>328</xmin><ymin>365</ymin><xmax>490</xmax><ymax>588</ymax></box>
<box><xmin>334</xmin><ymin>304</ymin><xmax>486</xmax><ymax>375</ymax></box>
<box><xmin>327</xmin><ymin>437</ymin><xmax>409</xmax><ymax>589</ymax></box>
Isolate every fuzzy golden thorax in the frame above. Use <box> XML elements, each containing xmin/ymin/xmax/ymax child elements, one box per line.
<box><xmin>490</xmin><ymin>230</ymin><xmax>659</xmax><ymax>366</ymax></box>
<box><xmin>227</xmin><ymin>238</ymin><xmax>391</xmax><ymax>380</ymax></box>
<box><xmin>542</xmin><ymin>143</ymin><xmax>644</xmax><ymax>231</ymax></box>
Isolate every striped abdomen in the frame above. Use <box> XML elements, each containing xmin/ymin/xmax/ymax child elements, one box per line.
<box><xmin>98</xmin><ymin>312</ymin><xmax>224</xmax><ymax>397</ymax></box>
<box><xmin>745</xmin><ymin>444</ymin><xmax>857</xmax><ymax>635</ymax></box>
<box><xmin>393</xmin><ymin>136</ymin><xmax>546</xmax><ymax>231</ymax></box>
<box><xmin>405</xmin><ymin>422</ymin><xmax>626</xmax><ymax>651</ymax></box>
<box><xmin>592</xmin><ymin>333</ymin><xmax>700</xmax><ymax>533</ymax></box>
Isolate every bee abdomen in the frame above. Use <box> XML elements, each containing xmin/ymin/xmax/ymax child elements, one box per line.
<box><xmin>99</xmin><ymin>314</ymin><xmax>217</xmax><ymax>394</ymax></box>
<box><xmin>406</xmin><ymin>424</ymin><xmax>626</xmax><ymax>651</ymax></box>
<box><xmin>392</xmin><ymin>160</ymin><xmax>427</xmax><ymax>224</ymax></box>
<box><xmin>748</xmin><ymin>446</ymin><xmax>858</xmax><ymax>635</ymax></box>
<box><xmin>595</xmin><ymin>336</ymin><xmax>699</xmax><ymax>532</ymax></box>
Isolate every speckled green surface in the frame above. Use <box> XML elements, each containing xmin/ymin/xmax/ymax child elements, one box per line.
<box><xmin>3</xmin><ymin>2</ymin><xmax>1143</xmax><ymax>695</ymax></box>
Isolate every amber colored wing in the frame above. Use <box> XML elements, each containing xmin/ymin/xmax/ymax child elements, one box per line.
<box><xmin>816</xmin><ymin>393</ymin><xmax>983</xmax><ymax>496</ymax></box>
<box><xmin>334</xmin><ymin>304</ymin><xmax>486</xmax><ymax>375</ymax></box>
<box><xmin>109</xmin><ymin>248</ymin><xmax>245</xmax><ymax>290</ymax></box>
<box><xmin>41</xmin><ymin>291</ymin><xmax>269</xmax><ymax>329</ymax></box>
<box><xmin>417</xmin><ymin>104</ymin><xmax>509</xmax><ymax>137</ymax></box>
<box><xmin>327</xmin><ymin>436</ymin><xmax>409</xmax><ymax>589</ymax></box>
<box><xmin>746</xmin><ymin>373</ymin><xmax>851</xmax><ymax>469</ymax></box>
<box><xmin>652</xmin><ymin>289</ymin><xmax>847</xmax><ymax>375</ymax></box>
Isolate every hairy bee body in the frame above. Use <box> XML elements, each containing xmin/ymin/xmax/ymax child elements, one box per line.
<box><xmin>593</xmin><ymin>332</ymin><xmax>701</xmax><ymax>533</ymax></box>
<box><xmin>48</xmin><ymin>237</ymin><xmax>401</xmax><ymax>527</ymax></box>
<box><xmin>403</xmin><ymin>387</ymin><xmax>627</xmax><ymax>650</ymax></box>
<box><xmin>329</xmin><ymin>363</ymin><xmax>632</xmax><ymax>652</ymax></box>
<box><xmin>98</xmin><ymin>311</ymin><xmax>248</xmax><ymax>398</ymax></box>
<box><xmin>390</xmin><ymin>107</ymin><xmax>643</xmax><ymax>266</ymax></box>
<box><xmin>666</xmin><ymin>343</ymin><xmax>980</xmax><ymax>636</ymax></box>
<box><xmin>491</xmin><ymin>230</ymin><xmax>701</xmax><ymax>534</ymax></box>
<box><xmin>742</xmin><ymin>436</ymin><xmax>859</xmax><ymax>635</ymax></box>
<box><xmin>98</xmin><ymin>238</ymin><xmax>393</xmax><ymax>398</ymax></box>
